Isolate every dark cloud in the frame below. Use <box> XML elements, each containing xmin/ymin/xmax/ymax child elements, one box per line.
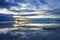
<box><xmin>0</xmin><ymin>0</ymin><xmax>18</xmax><ymax>8</ymax></box>
<box><xmin>0</xmin><ymin>0</ymin><xmax>47</xmax><ymax>8</ymax></box>
<box><xmin>0</xmin><ymin>0</ymin><xmax>60</xmax><ymax>13</ymax></box>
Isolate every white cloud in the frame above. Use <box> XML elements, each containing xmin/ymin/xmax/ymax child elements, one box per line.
<box><xmin>40</xmin><ymin>4</ymin><xmax>53</xmax><ymax>10</ymax></box>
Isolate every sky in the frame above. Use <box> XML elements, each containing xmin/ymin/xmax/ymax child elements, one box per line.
<box><xmin>0</xmin><ymin>0</ymin><xmax>60</xmax><ymax>28</ymax></box>
<box><xmin>0</xmin><ymin>0</ymin><xmax>60</xmax><ymax>40</ymax></box>
<box><xmin>0</xmin><ymin>0</ymin><xmax>60</xmax><ymax>12</ymax></box>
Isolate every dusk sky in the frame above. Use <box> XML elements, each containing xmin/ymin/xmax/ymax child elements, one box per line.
<box><xmin>0</xmin><ymin>0</ymin><xmax>60</xmax><ymax>11</ymax></box>
<box><xmin>0</xmin><ymin>0</ymin><xmax>60</xmax><ymax>40</ymax></box>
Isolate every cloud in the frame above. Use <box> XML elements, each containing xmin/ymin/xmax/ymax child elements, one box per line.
<box><xmin>0</xmin><ymin>0</ymin><xmax>54</xmax><ymax>12</ymax></box>
<box><xmin>0</xmin><ymin>0</ymin><xmax>60</xmax><ymax>13</ymax></box>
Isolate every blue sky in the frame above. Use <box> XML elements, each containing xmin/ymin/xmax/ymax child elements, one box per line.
<box><xmin>0</xmin><ymin>0</ymin><xmax>60</xmax><ymax>40</ymax></box>
<box><xmin>0</xmin><ymin>0</ymin><xmax>60</xmax><ymax>28</ymax></box>
<box><xmin>0</xmin><ymin>0</ymin><xmax>60</xmax><ymax>12</ymax></box>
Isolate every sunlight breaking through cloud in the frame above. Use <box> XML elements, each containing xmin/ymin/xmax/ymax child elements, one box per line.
<box><xmin>0</xmin><ymin>0</ymin><xmax>60</xmax><ymax>31</ymax></box>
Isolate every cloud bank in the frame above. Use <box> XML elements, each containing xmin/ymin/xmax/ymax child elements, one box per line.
<box><xmin>0</xmin><ymin>0</ymin><xmax>60</xmax><ymax>12</ymax></box>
